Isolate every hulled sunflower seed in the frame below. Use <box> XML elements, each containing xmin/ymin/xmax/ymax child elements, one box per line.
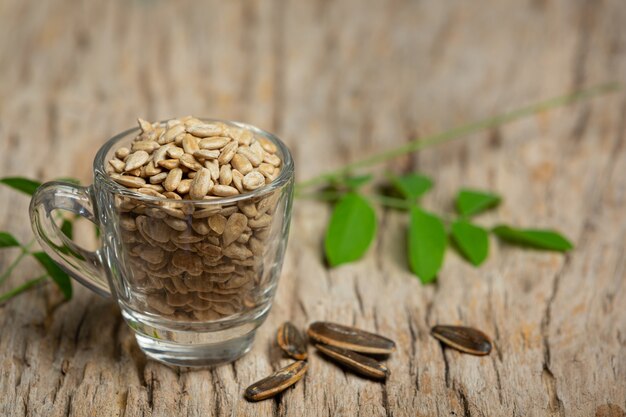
<box><xmin>163</xmin><ymin>168</ymin><xmax>183</xmax><ymax>192</ymax></box>
<box><xmin>231</xmin><ymin>154</ymin><xmax>253</xmax><ymax>175</ymax></box>
<box><xmin>244</xmin><ymin>361</ymin><xmax>308</xmax><ymax>402</ymax></box>
<box><xmin>189</xmin><ymin>168</ymin><xmax>213</xmax><ymax>200</ymax></box>
<box><xmin>199</xmin><ymin>136</ymin><xmax>230</xmax><ymax>150</ymax></box>
<box><xmin>112</xmin><ymin>175</ymin><xmax>146</xmax><ymax>188</ymax></box>
<box><xmin>125</xmin><ymin>151</ymin><xmax>150</xmax><ymax>171</ymax></box>
<box><xmin>243</xmin><ymin>171</ymin><xmax>266</xmax><ymax>190</ymax></box>
<box><xmin>431</xmin><ymin>325</ymin><xmax>492</xmax><ymax>356</ymax></box>
<box><xmin>187</xmin><ymin>123</ymin><xmax>224</xmax><ymax>138</ymax></box>
<box><xmin>315</xmin><ymin>343</ymin><xmax>389</xmax><ymax>380</ymax></box>
<box><xmin>307</xmin><ymin>322</ymin><xmax>396</xmax><ymax>355</ymax></box>
<box><xmin>277</xmin><ymin>322</ymin><xmax>308</xmax><ymax>360</ymax></box>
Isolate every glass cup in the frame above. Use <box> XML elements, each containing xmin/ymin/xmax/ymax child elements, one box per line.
<box><xmin>29</xmin><ymin>119</ymin><xmax>294</xmax><ymax>366</ymax></box>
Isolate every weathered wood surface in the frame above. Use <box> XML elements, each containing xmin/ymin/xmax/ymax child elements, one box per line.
<box><xmin>1</xmin><ymin>0</ymin><xmax>625</xmax><ymax>416</ymax></box>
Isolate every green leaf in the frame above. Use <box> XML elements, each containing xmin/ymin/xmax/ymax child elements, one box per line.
<box><xmin>408</xmin><ymin>207</ymin><xmax>447</xmax><ymax>283</ymax></box>
<box><xmin>451</xmin><ymin>220</ymin><xmax>489</xmax><ymax>266</ymax></box>
<box><xmin>390</xmin><ymin>173</ymin><xmax>433</xmax><ymax>200</ymax></box>
<box><xmin>0</xmin><ymin>232</ymin><xmax>20</xmax><ymax>248</ymax></box>
<box><xmin>341</xmin><ymin>174</ymin><xmax>373</xmax><ymax>190</ymax></box>
<box><xmin>492</xmin><ymin>225</ymin><xmax>573</xmax><ymax>252</ymax></box>
<box><xmin>32</xmin><ymin>252</ymin><xmax>72</xmax><ymax>299</ymax></box>
<box><xmin>456</xmin><ymin>189</ymin><xmax>501</xmax><ymax>217</ymax></box>
<box><xmin>0</xmin><ymin>177</ymin><xmax>41</xmax><ymax>195</ymax></box>
<box><xmin>324</xmin><ymin>193</ymin><xmax>377</xmax><ymax>267</ymax></box>
<box><xmin>61</xmin><ymin>220</ymin><xmax>73</xmax><ymax>239</ymax></box>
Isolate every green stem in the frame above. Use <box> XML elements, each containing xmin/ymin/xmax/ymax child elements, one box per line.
<box><xmin>0</xmin><ymin>274</ymin><xmax>48</xmax><ymax>304</ymax></box>
<box><xmin>0</xmin><ymin>239</ymin><xmax>35</xmax><ymax>285</ymax></box>
<box><xmin>298</xmin><ymin>190</ymin><xmax>412</xmax><ymax>210</ymax></box>
<box><xmin>295</xmin><ymin>82</ymin><xmax>620</xmax><ymax>190</ymax></box>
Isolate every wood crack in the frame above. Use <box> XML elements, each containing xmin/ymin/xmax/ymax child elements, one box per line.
<box><xmin>404</xmin><ymin>306</ymin><xmax>419</xmax><ymax>391</ymax></box>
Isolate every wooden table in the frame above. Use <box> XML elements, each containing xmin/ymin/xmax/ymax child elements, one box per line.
<box><xmin>1</xmin><ymin>1</ymin><xmax>625</xmax><ymax>416</ymax></box>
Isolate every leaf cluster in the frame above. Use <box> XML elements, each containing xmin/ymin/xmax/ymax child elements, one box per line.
<box><xmin>324</xmin><ymin>174</ymin><xmax>573</xmax><ymax>283</ymax></box>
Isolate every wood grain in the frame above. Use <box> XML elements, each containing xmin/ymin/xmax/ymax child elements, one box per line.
<box><xmin>1</xmin><ymin>0</ymin><xmax>625</xmax><ymax>416</ymax></box>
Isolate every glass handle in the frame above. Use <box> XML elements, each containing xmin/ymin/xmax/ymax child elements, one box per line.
<box><xmin>29</xmin><ymin>181</ymin><xmax>111</xmax><ymax>298</ymax></box>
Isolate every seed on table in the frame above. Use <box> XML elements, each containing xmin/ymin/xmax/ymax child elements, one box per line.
<box><xmin>430</xmin><ymin>325</ymin><xmax>492</xmax><ymax>356</ymax></box>
<box><xmin>124</xmin><ymin>151</ymin><xmax>150</xmax><ymax>171</ymax></box>
<box><xmin>307</xmin><ymin>322</ymin><xmax>396</xmax><ymax>355</ymax></box>
<box><xmin>243</xmin><ymin>171</ymin><xmax>266</xmax><ymax>190</ymax></box>
<box><xmin>244</xmin><ymin>361</ymin><xmax>308</xmax><ymax>402</ymax></box>
<box><xmin>315</xmin><ymin>344</ymin><xmax>389</xmax><ymax>380</ymax></box>
<box><xmin>163</xmin><ymin>168</ymin><xmax>183</xmax><ymax>192</ymax></box>
<box><xmin>277</xmin><ymin>322</ymin><xmax>308</xmax><ymax>360</ymax></box>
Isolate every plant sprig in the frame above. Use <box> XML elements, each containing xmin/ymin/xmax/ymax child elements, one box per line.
<box><xmin>0</xmin><ymin>177</ymin><xmax>74</xmax><ymax>303</ymax></box>
<box><xmin>320</xmin><ymin>175</ymin><xmax>573</xmax><ymax>283</ymax></box>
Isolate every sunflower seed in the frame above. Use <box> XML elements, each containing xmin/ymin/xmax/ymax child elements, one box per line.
<box><xmin>189</xmin><ymin>168</ymin><xmax>213</xmax><ymax>200</ymax></box>
<box><xmin>187</xmin><ymin>123</ymin><xmax>224</xmax><ymax>138</ymax></box>
<box><xmin>277</xmin><ymin>322</ymin><xmax>308</xmax><ymax>360</ymax></box>
<box><xmin>244</xmin><ymin>361</ymin><xmax>308</xmax><ymax>401</ymax></box>
<box><xmin>307</xmin><ymin>322</ymin><xmax>396</xmax><ymax>355</ymax></box>
<box><xmin>159</xmin><ymin>124</ymin><xmax>186</xmax><ymax>145</ymax></box>
<box><xmin>315</xmin><ymin>343</ymin><xmax>389</xmax><ymax>380</ymax></box>
<box><xmin>199</xmin><ymin>136</ymin><xmax>230</xmax><ymax>150</ymax></box>
<box><xmin>243</xmin><ymin>171</ymin><xmax>266</xmax><ymax>190</ymax></box>
<box><xmin>431</xmin><ymin>325</ymin><xmax>492</xmax><ymax>356</ymax></box>
<box><xmin>112</xmin><ymin>175</ymin><xmax>146</xmax><ymax>188</ymax></box>
<box><xmin>163</xmin><ymin>168</ymin><xmax>183</xmax><ymax>192</ymax></box>
<box><xmin>115</xmin><ymin>147</ymin><xmax>130</xmax><ymax>159</ymax></box>
<box><xmin>124</xmin><ymin>151</ymin><xmax>150</xmax><ymax>171</ymax></box>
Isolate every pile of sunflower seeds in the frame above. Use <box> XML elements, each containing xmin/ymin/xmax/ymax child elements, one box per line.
<box><xmin>106</xmin><ymin>117</ymin><xmax>283</xmax><ymax>321</ymax></box>
<box><xmin>244</xmin><ymin>321</ymin><xmax>396</xmax><ymax>401</ymax></box>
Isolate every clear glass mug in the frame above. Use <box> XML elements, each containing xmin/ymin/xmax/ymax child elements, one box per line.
<box><xmin>29</xmin><ymin>120</ymin><xmax>294</xmax><ymax>366</ymax></box>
